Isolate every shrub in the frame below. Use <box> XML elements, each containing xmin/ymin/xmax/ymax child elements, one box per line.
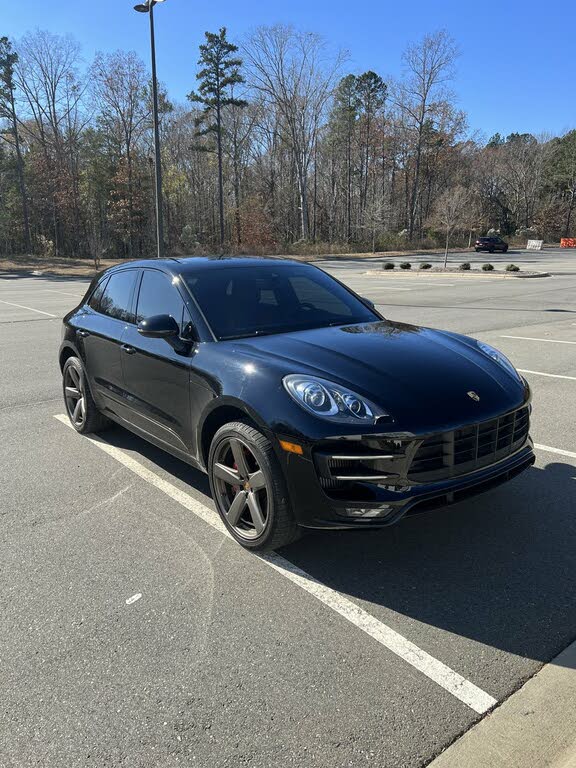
<box><xmin>460</xmin><ymin>262</ymin><xmax>471</xmax><ymax>270</ymax></box>
<box><xmin>506</xmin><ymin>264</ymin><xmax>520</xmax><ymax>272</ymax></box>
<box><xmin>383</xmin><ymin>262</ymin><xmax>395</xmax><ymax>270</ymax></box>
<box><xmin>482</xmin><ymin>263</ymin><xmax>494</xmax><ymax>271</ymax></box>
<box><xmin>420</xmin><ymin>263</ymin><xmax>432</xmax><ymax>270</ymax></box>
<box><xmin>400</xmin><ymin>262</ymin><xmax>412</xmax><ymax>270</ymax></box>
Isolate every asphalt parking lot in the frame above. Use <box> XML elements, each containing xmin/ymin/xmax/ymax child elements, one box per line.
<box><xmin>1</xmin><ymin>249</ymin><xmax>575</xmax><ymax>767</ymax></box>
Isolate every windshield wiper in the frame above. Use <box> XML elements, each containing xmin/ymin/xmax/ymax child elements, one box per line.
<box><xmin>219</xmin><ymin>329</ymin><xmax>280</xmax><ymax>340</ymax></box>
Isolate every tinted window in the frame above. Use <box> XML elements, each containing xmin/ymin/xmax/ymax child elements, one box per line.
<box><xmin>288</xmin><ymin>275</ymin><xmax>354</xmax><ymax>317</ymax></box>
<box><xmin>88</xmin><ymin>277</ymin><xmax>109</xmax><ymax>311</ymax></box>
<box><xmin>182</xmin><ymin>264</ymin><xmax>377</xmax><ymax>340</ymax></box>
<box><xmin>136</xmin><ymin>270</ymin><xmax>185</xmax><ymax>329</ymax></box>
<box><xmin>99</xmin><ymin>271</ymin><xmax>136</xmax><ymax>322</ymax></box>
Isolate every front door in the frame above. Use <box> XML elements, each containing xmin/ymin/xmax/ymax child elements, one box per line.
<box><xmin>120</xmin><ymin>269</ymin><xmax>193</xmax><ymax>453</ymax></box>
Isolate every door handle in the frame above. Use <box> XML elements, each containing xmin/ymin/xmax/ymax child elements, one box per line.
<box><xmin>121</xmin><ymin>344</ymin><xmax>136</xmax><ymax>355</ymax></box>
<box><xmin>77</xmin><ymin>329</ymin><xmax>90</xmax><ymax>338</ymax></box>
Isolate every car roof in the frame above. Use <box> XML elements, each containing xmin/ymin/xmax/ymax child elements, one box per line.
<box><xmin>104</xmin><ymin>255</ymin><xmax>306</xmax><ymax>278</ymax></box>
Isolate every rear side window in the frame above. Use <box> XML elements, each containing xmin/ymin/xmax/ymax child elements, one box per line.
<box><xmin>88</xmin><ymin>277</ymin><xmax>109</xmax><ymax>311</ymax></box>
<box><xmin>99</xmin><ymin>271</ymin><xmax>136</xmax><ymax>322</ymax></box>
<box><xmin>136</xmin><ymin>270</ymin><xmax>185</xmax><ymax>330</ymax></box>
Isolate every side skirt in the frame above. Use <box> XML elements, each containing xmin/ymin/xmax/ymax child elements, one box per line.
<box><xmin>100</xmin><ymin>408</ymin><xmax>206</xmax><ymax>474</ymax></box>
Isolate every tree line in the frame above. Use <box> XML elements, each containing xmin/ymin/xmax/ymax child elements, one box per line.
<box><xmin>1</xmin><ymin>26</ymin><xmax>575</xmax><ymax>261</ymax></box>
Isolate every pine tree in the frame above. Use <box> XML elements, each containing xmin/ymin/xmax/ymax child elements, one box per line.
<box><xmin>355</xmin><ymin>71</ymin><xmax>387</xmax><ymax>214</ymax></box>
<box><xmin>0</xmin><ymin>37</ymin><xmax>32</xmax><ymax>252</ymax></box>
<box><xmin>188</xmin><ymin>28</ymin><xmax>246</xmax><ymax>248</ymax></box>
<box><xmin>330</xmin><ymin>75</ymin><xmax>359</xmax><ymax>241</ymax></box>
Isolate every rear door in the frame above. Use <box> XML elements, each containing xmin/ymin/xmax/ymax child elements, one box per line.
<box><xmin>120</xmin><ymin>269</ymin><xmax>193</xmax><ymax>452</ymax></box>
<box><xmin>79</xmin><ymin>269</ymin><xmax>138</xmax><ymax>420</ymax></box>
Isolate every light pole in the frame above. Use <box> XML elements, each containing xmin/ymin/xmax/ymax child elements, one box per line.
<box><xmin>134</xmin><ymin>0</ymin><xmax>166</xmax><ymax>259</ymax></box>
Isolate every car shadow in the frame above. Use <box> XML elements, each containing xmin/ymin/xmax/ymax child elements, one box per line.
<box><xmin>94</xmin><ymin>425</ymin><xmax>576</xmax><ymax>669</ymax></box>
<box><xmin>283</xmin><ymin>459</ymin><xmax>576</xmax><ymax>669</ymax></box>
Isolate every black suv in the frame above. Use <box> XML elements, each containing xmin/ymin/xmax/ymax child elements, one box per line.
<box><xmin>475</xmin><ymin>236</ymin><xmax>508</xmax><ymax>253</ymax></box>
<box><xmin>59</xmin><ymin>257</ymin><xmax>533</xmax><ymax>551</ymax></box>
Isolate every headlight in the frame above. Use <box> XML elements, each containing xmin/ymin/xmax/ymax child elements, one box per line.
<box><xmin>477</xmin><ymin>341</ymin><xmax>520</xmax><ymax>380</ymax></box>
<box><xmin>283</xmin><ymin>374</ymin><xmax>391</xmax><ymax>423</ymax></box>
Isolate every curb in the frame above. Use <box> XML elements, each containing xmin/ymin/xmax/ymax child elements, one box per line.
<box><xmin>364</xmin><ymin>270</ymin><xmax>551</xmax><ymax>280</ymax></box>
<box><xmin>426</xmin><ymin>639</ymin><xmax>576</xmax><ymax>768</ymax></box>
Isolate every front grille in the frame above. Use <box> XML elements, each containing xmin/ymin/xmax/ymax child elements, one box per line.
<box><xmin>409</xmin><ymin>405</ymin><xmax>530</xmax><ymax>482</ymax></box>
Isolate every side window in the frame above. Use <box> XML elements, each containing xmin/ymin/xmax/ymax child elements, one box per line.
<box><xmin>136</xmin><ymin>270</ymin><xmax>185</xmax><ymax>329</ymax></box>
<box><xmin>258</xmin><ymin>285</ymin><xmax>280</xmax><ymax>306</ymax></box>
<box><xmin>99</xmin><ymin>271</ymin><xmax>136</xmax><ymax>322</ymax></box>
<box><xmin>88</xmin><ymin>277</ymin><xmax>109</xmax><ymax>311</ymax></box>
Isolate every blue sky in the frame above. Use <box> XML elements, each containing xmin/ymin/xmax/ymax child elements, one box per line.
<box><xmin>5</xmin><ymin>0</ymin><xmax>575</xmax><ymax>140</ymax></box>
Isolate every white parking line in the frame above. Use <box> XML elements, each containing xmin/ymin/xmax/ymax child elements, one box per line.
<box><xmin>365</xmin><ymin>281</ymin><xmax>456</xmax><ymax>287</ymax></box>
<box><xmin>53</xmin><ymin>413</ymin><xmax>497</xmax><ymax>715</ymax></box>
<box><xmin>518</xmin><ymin>369</ymin><xmax>576</xmax><ymax>381</ymax></box>
<box><xmin>501</xmin><ymin>336</ymin><xmax>576</xmax><ymax>345</ymax></box>
<box><xmin>535</xmin><ymin>444</ymin><xmax>576</xmax><ymax>460</ymax></box>
<box><xmin>0</xmin><ymin>299</ymin><xmax>56</xmax><ymax>318</ymax></box>
<box><xmin>42</xmin><ymin>289</ymin><xmax>83</xmax><ymax>298</ymax></box>
<box><xmin>370</xmin><ymin>286</ymin><xmax>414</xmax><ymax>291</ymax></box>
<box><xmin>357</xmin><ymin>281</ymin><xmax>456</xmax><ymax>288</ymax></box>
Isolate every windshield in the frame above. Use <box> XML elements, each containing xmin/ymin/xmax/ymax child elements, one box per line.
<box><xmin>182</xmin><ymin>263</ymin><xmax>379</xmax><ymax>340</ymax></box>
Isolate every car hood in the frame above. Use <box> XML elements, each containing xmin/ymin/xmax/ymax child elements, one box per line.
<box><xmin>232</xmin><ymin>320</ymin><xmax>528</xmax><ymax>434</ymax></box>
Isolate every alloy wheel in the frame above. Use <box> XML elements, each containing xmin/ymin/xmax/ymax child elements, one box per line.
<box><xmin>212</xmin><ymin>437</ymin><xmax>269</xmax><ymax>540</ymax></box>
<box><xmin>64</xmin><ymin>364</ymin><xmax>86</xmax><ymax>428</ymax></box>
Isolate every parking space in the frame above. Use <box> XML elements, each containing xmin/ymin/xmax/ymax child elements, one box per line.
<box><xmin>1</xmin><ymin>258</ymin><xmax>575</xmax><ymax>767</ymax></box>
<box><xmin>0</xmin><ymin>278</ymin><xmax>87</xmax><ymax>322</ymax></box>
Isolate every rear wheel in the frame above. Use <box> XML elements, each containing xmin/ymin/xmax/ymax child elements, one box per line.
<box><xmin>62</xmin><ymin>356</ymin><xmax>110</xmax><ymax>434</ymax></box>
<box><xmin>208</xmin><ymin>421</ymin><xmax>300</xmax><ymax>551</ymax></box>
<box><xmin>489</xmin><ymin>247</ymin><xmax>494</xmax><ymax>254</ymax></box>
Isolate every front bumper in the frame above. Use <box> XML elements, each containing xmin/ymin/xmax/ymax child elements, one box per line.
<box><xmin>276</xmin><ymin>404</ymin><xmax>535</xmax><ymax>529</ymax></box>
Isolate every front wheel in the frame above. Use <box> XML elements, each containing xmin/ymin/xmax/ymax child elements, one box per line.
<box><xmin>208</xmin><ymin>421</ymin><xmax>300</xmax><ymax>551</ymax></box>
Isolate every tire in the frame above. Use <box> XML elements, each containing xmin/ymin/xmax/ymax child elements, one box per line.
<box><xmin>475</xmin><ymin>248</ymin><xmax>480</xmax><ymax>253</ymax></box>
<box><xmin>489</xmin><ymin>248</ymin><xmax>494</xmax><ymax>254</ymax></box>
<box><xmin>208</xmin><ymin>421</ymin><xmax>300</xmax><ymax>551</ymax></box>
<box><xmin>503</xmin><ymin>246</ymin><xmax>508</xmax><ymax>253</ymax></box>
<box><xmin>62</xmin><ymin>356</ymin><xmax>110</xmax><ymax>434</ymax></box>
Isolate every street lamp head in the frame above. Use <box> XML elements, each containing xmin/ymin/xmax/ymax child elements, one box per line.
<box><xmin>133</xmin><ymin>0</ymin><xmax>166</xmax><ymax>10</ymax></box>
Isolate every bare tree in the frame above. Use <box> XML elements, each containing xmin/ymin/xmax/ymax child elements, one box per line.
<box><xmin>224</xmin><ymin>95</ymin><xmax>259</xmax><ymax>245</ymax></box>
<box><xmin>243</xmin><ymin>25</ymin><xmax>345</xmax><ymax>241</ymax></box>
<box><xmin>359</xmin><ymin>195</ymin><xmax>389</xmax><ymax>253</ymax></box>
<box><xmin>91</xmin><ymin>50</ymin><xmax>149</xmax><ymax>257</ymax></box>
<box><xmin>430</xmin><ymin>184</ymin><xmax>470</xmax><ymax>266</ymax></box>
<box><xmin>396</xmin><ymin>30</ymin><xmax>458</xmax><ymax>240</ymax></box>
<box><xmin>499</xmin><ymin>133</ymin><xmax>546</xmax><ymax>230</ymax></box>
<box><xmin>15</xmin><ymin>30</ymin><xmax>87</xmax><ymax>255</ymax></box>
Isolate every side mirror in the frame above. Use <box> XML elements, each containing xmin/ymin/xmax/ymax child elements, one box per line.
<box><xmin>362</xmin><ymin>297</ymin><xmax>375</xmax><ymax>309</ymax></box>
<box><xmin>137</xmin><ymin>314</ymin><xmax>180</xmax><ymax>338</ymax></box>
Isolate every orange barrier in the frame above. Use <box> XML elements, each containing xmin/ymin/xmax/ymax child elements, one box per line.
<box><xmin>560</xmin><ymin>238</ymin><xmax>576</xmax><ymax>248</ymax></box>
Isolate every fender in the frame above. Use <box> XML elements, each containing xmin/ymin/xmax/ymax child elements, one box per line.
<box><xmin>196</xmin><ymin>394</ymin><xmax>274</xmax><ymax>468</ymax></box>
<box><xmin>58</xmin><ymin>340</ymin><xmax>82</xmax><ymax>370</ymax></box>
